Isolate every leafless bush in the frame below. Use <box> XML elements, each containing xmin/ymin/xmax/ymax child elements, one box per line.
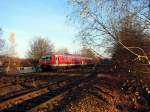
<box><xmin>112</xmin><ymin>17</ymin><xmax>150</xmax><ymax>74</ymax></box>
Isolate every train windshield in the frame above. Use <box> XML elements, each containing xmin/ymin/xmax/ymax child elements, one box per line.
<box><xmin>41</xmin><ymin>56</ymin><xmax>51</xmax><ymax>61</ymax></box>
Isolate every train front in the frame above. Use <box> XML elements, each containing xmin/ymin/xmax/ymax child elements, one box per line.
<box><xmin>39</xmin><ymin>55</ymin><xmax>52</xmax><ymax>71</ymax></box>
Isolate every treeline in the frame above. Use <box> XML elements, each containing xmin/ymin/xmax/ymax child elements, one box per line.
<box><xmin>0</xmin><ymin>30</ymin><xmax>99</xmax><ymax>70</ymax></box>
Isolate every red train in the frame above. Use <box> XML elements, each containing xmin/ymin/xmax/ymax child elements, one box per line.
<box><xmin>39</xmin><ymin>53</ymin><xmax>93</xmax><ymax>71</ymax></box>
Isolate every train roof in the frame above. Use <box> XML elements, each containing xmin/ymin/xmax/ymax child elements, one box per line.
<box><xmin>50</xmin><ymin>53</ymin><xmax>93</xmax><ymax>59</ymax></box>
<box><xmin>52</xmin><ymin>53</ymin><xmax>81</xmax><ymax>58</ymax></box>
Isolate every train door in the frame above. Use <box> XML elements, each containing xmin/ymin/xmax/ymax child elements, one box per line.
<box><xmin>55</xmin><ymin>56</ymin><xmax>59</xmax><ymax>66</ymax></box>
<box><xmin>81</xmin><ymin>58</ymin><xmax>84</xmax><ymax>65</ymax></box>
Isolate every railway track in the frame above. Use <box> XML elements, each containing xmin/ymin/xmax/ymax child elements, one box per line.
<box><xmin>0</xmin><ymin>70</ymin><xmax>97</xmax><ymax>112</ymax></box>
<box><xmin>0</xmin><ymin>83</ymin><xmax>13</xmax><ymax>88</ymax></box>
<box><xmin>0</xmin><ymin>77</ymin><xmax>71</xmax><ymax>111</ymax></box>
<box><xmin>0</xmin><ymin>75</ymin><xmax>49</xmax><ymax>98</ymax></box>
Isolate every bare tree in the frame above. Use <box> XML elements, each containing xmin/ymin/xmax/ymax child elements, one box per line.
<box><xmin>0</xmin><ymin>28</ymin><xmax>5</xmax><ymax>73</ymax></box>
<box><xmin>0</xmin><ymin>28</ymin><xmax>5</xmax><ymax>53</ymax></box>
<box><xmin>81</xmin><ymin>46</ymin><xmax>100</xmax><ymax>63</ymax></box>
<box><xmin>69</xmin><ymin>0</ymin><xmax>150</xmax><ymax>72</ymax></box>
<box><xmin>4</xmin><ymin>32</ymin><xmax>18</xmax><ymax>74</ymax></box>
<box><xmin>80</xmin><ymin>46</ymin><xmax>99</xmax><ymax>58</ymax></box>
<box><xmin>57</xmin><ymin>48</ymin><xmax>69</xmax><ymax>54</ymax></box>
<box><xmin>28</xmin><ymin>37</ymin><xmax>54</xmax><ymax>60</ymax></box>
<box><xmin>8</xmin><ymin>32</ymin><xmax>17</xmax><ymax>57</ymax></box>
<box><xmin>27</xmin><ymin>37</ymin><xmax>54</xmax><ymax>71</ymax></box>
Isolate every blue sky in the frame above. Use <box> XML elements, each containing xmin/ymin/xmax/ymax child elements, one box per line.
<box><xmin>0</xmin><ymin>0</ymin><xmax>79</xmax><ymax>58</ymax></box>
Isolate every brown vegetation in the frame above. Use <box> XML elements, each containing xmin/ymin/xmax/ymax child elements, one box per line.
<box><xmin>112</xmin><ymin>17</ymin><xmax>150</xmax><ymax>74</ymax></box>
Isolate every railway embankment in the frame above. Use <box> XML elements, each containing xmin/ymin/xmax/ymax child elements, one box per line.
<box><xmin>0</xmin><ymin>69</ymin><xmax>150</xmax><ymax>112</ymax></box>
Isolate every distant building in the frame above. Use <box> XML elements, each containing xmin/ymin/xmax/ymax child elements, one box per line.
<box><xmin>0</xmin><ymin>55</ymin><xmax>35</xmax><ymax>74</ymax></box>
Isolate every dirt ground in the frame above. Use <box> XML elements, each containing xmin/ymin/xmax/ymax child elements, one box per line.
<box><xmin>0</xmin><ymin>72</ymin><xmax>150</xmax><ymax>112</ymax></box>
<box><xmin>62</xmin><ymin>73</ymin><xmax>150</xmax><ymax>112</ymax></box>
